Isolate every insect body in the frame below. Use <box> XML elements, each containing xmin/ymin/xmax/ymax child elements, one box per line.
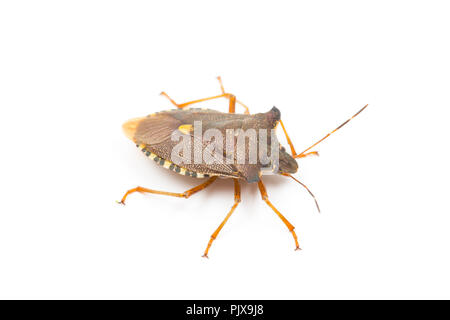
<box><xmin>119</xmin><ymin>77</ymin><xmax>368</xmax><ymax>257</ymax></box>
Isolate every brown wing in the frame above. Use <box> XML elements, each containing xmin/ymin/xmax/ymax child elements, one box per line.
<box><xmin>124</xmin><ymin>107</ymin><xmax>280</xmax><ymax>182</ymax></box>
<box><xmin>134</xmin><ymin>113</ymin><xmax>182</xmax><ymax>144</ymax></box>
<box><xmin>131</xmin><ymin>109</ymin><xmax>242</xmax><ymax>178</ymax></box>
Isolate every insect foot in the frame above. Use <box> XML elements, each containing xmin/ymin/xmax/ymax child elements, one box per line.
<box><xmin>182</xmin><ymin>191</ymin><xmax>190</xmax><ymax>198</ymax></box>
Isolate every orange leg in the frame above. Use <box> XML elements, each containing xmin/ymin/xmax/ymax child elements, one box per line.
<box><xmin>118</xmin><ymin>177</ymin><xmax>217</xmax><ymax>204</ymax></box>
<box><xmin>202</xmin><ymin>179</ymin><xmax>241</xmax><ymax>258</ymax></box>
<box><xmin>279</xmin><ymin>119</ymin><xmax>319</xmax><ymax>159</ymax></box>
<box><xmin>217</xmin><ymin>76</ymin><xmax>250</xmax><ymax>114</ymax></box>
<box><xmin>160</xmin><ymin>76</ymin><xmax>250</xmax><ymax>114</ymax></box>
<box><xmin>257</xmin><ymin>179</ymin><xmax>301</xmax><ymax>250</ymax></box>
<box><xmin>279</xmin><ymin>119</ymin><xmax>299</xmax><ymax>156</ymax></box>
<box><xmin>296</xmin><ymin>151</ymin><xmax>319</xmax><ymax>159</ymax></box>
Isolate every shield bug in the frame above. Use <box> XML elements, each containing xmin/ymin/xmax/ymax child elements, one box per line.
<box><xmin>118</xmin><ymin>77</ymin><xmax>368</xmax><ymax>257</ymax></box>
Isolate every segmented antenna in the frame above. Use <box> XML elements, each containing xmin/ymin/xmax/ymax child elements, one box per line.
<box><xmin>282</xmin><ymin>173</ymin><xmax>320</xmax><ymax>213</ymax></box>
<box><xmin>295</xmin><ymin>104</ymin><xmax>368</xmax><ymax>158</ymax></box>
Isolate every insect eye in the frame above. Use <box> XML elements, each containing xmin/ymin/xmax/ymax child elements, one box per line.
<box><xmin>280</xmin><ymin>146</ymin><xmax>286</xmax><ymax>152</ymax></box>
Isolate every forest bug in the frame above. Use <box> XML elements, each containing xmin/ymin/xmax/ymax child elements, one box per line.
<box><xmin>118</xmin><ymin>77</ymin><xmax>368</xmax><ymax>257</ymax></box>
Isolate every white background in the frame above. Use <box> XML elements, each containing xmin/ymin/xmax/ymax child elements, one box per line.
<box><xmin>1</xmin><ymin>1</ymin><xmax>449</xmax><ymax>299</ymax></box>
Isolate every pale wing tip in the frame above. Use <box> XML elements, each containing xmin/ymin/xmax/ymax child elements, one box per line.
<box><xmin>122</xmin><ymin>117</ymin><xmax>145</xmax><ymax>140</ymax></box>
